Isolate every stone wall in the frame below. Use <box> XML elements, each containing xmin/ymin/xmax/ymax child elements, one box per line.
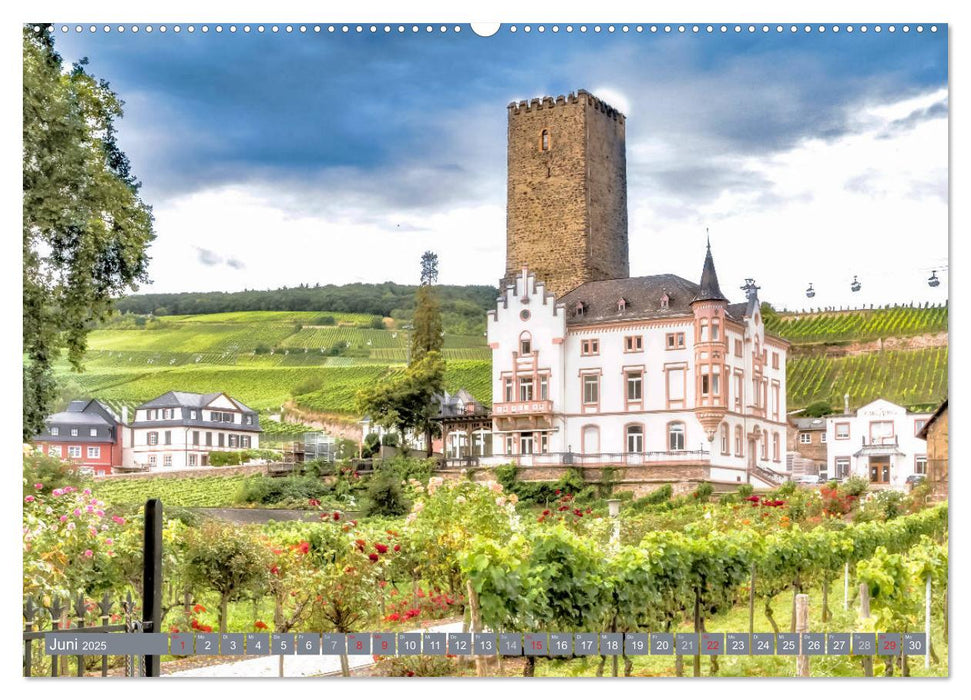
<box><xmin>504</xmin><ymin>90</ymin><xmax>628</xmax><ymax>298</ymax></box>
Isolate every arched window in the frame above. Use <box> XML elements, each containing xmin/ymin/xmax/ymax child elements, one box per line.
<box><xmin>625</xmin><ymin>424</ymin><xmax>644</xmax><ymax>453</ymax></box>
<box><xmin>668</xmin><ymin>422</ymin><xmax>685</xmax><ymax>451</ymax></box>
<box><xmin>541</xmin><ymin>129</ymin><xmax>550</xmax><ymax>151</ymax></box>
<box><xmin>519</xmin><ymin>332</ymin><xmax>532</xmax><ymax>356</ymax></box>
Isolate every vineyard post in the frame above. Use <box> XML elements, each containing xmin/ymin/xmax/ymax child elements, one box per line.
<box><xmin>795</xmin><ymin>594</ymin><xmax>809</xmax><ymax>677</ymax></box>
<box><xmin>843</xmin><ymin>562</ymin><xmax>849</xmax><ymax>610</ymax></box>
<box><xmin>748</xmin><ymin>564</ymin><xmax>756</xmax><ymax>639</ymax></box>
<box><xmin>925</xmin><ymin>574</ymin><xmax>931</xmax><ymax>669</ymax></box>
<box><xmin>859</xmin><ymin>583</ymin><xmax>873</xmax><ymax>677</ymax></box>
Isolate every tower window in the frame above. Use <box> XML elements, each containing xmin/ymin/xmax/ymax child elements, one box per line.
<box><xmin>541</xmin><ymin>129</ymin><xmax>550</xmax><ymax>151</ymax></box>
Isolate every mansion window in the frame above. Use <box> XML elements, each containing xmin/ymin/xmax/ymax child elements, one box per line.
<box><xmin>148</xmin><ymin>455</ymin><xmax>157</xmax><ymax>467</ymax></box>
<box><xmin>520</xmin><ymin>333</ymin><xmax>532</xmax><ymax>356</ymax></box>
<box><xmin>624</xmin><ymin>335</ymin><xmax>643</xmax><ymax>353</ymax></box>
<box><xmin>163</xmin><ymin>408</ymin><xmax>173</xmax><ymax>419</ymax></box>
<box><xmin>772</xmin><ymin>384</ymin><xmax>780</xmax><ymax>420</ymax></box>
<box><xmin>666</xmin><ymin>333</ymin><xmax>685</xmax><ymax>350</ymax></box>
<box><xmin>734</xmin><ymin>374</ymin><xmax>743</xmax><ymax>411</ymax></box>
<box><xmin>870</xmin><ymin>421</ymin><xmax>894</xmax><ymax>444</ymax></box>
<box><xmin>835</xmin><ymin>457</ymin><xmax>850</xmax><ymax>479</ymax></box>
<box><xmin>915</xmin><ymin>456</ymin><xmax>927</xmax><ymax>475</ymax></box>
<box><xmin>626</xmin><ymin>425</ymin><xmax>644</xmax><ymax>453</ymax></box>
<box><xmin>87</xmin><ymin>446</ymin><xmax>100</xmax><ymax>459</ymax></box>
<box><xmin>163</xmin><ymin>455</ymin><xmax>173</xmax><ymax>468</ymax></box>
<box><xmin>699</xmin><ymin>365</ymin><xmax>720</xmax><ymax>397</ymax></box>
<box><xmin>666</xmin><ymin>367</ymin><xmax>686</xmax><ymax>409</ymax></box>
<box><xmin>734</xmin><ymin>340</ymin><xmax>743</xmax><ymax>357</ymax></box>
<box><xmin>735</xmin><ymin>426</ymin><xmax>743</xmax><ymax>456</ymax></box>
<box><xmin>520</xmin><ymin>433</ymin><xmax>534</xmax><ymax>455</ymax></box>
<box><xmin>218</xmin><ymin>434</ymin><xmax>225</xmax><ymax>447</ymax></box>
<box><xmin>192</xmin><ymin>431</ymin><xmax>200</xmax><ymax>445</ymax></box>
<box><xmin>244</xmin><ymin>415</ymin><xmax>254</xmax><ymax>425</ymax></box>
<box><xmin>581</xmin><ymin>339</ymin><xmax>600</xmax><ymax>356</ymax></box>
<box><xmin>772</xmin><ymin>352</ymin><xmax>780</xmax><ymax>370</ymax></box>
<box><xmin>519</xmin><ymin>377</ymin><xmax>534</xmax><ymax>402</ymax></box>
<box><xmin>147</xmin><ymin>432</ymin><xmax>159</xmax><ymax>446</ymax></box>
<box><xmin>821</xmin><ymin>432</ymin><xmax>827</xmax><ymax>443</ymax></box>
<box><xmin>242</xmin><ymin>436</ymin><xmax>252</xmax><ymax>449</ymax></box>
<box><xmin>582</xmin><ymin>374</ymin><xmax>600</xmax><ymax>405</ymax></box>
<box><xmin>835</xmin><ymin>423</ymin><xmax>850</xmax><ymax>439</ymax></box>
<box><xmin>699</xmin><ymin>320</ymin><xmax>709</xmax><ymax>342</ymax></box>
<box><xmin>914</xmin><ymin>419</ymin><xmax>927</xmax><ymax>436</ymax></box>
<box><xmin>505</xmin><ymin>435</ymin><xmax>514</xmax><ymax>455</ymax></box>
<box><xmin>668</xmin><ymin>422</ymin><xmax>686</xmax><ymax>451</ymax></box>
<box><xmin>799</xmin><ymin>432</ymin><xmax>811</xmax><ymax>444</ymax></box>
<box><xmin>760</xmin><ymin>436</ymin><xmax>768</xmax><ymax>460</ymax></box>
<box><xmin>229</xmin><ymin>435</ymin><xmax>239</xmax><ymax>448</ymax></box>
<box><xmin>720</xmin><ymin>424</ymin><xmax>729</xmax><ymax>454</ymax></box>
<box><xmin>539</xmin><ymin>375</ymin><xmax>549</xmax><ymax>400</ymax></box>
<box><xmin>68</xmin><ymin>446</ymin><xmax>81</xmax><ymax>459</ymax></box>
<box><xmin>205</xmin><ymin>432</ymin><xmax>213</xmax><ymax>446</ymax></box>
<box><xmin>49</xmin><ymin>445</ymin><xmax>62</xmax><ymax>457</ymax></box>
<box><xmin>71</xmin><ymin>428</ymin><xmax>78</xmax><ymax>437</ymax></box>
<box><xmin>772</xmin><ymin>433</ymin><xmax>780</xmax><ymax>462</ymax></box>
<box><xmin>711</xmin><ymin>320</ymin><xmax>720</xmax><ymax>341</ymax></box>
<box><xmin>164</xmin><ymin>430</ymin><xmax>172</xmax><ymax>445</ymax></box>
<box><xmin>625</xmin><ymin>371</ymin><xmax>643</xmax><ymax>402</ymax></box>
<box><xmin>50</xmin><ymin>426</ymin><xmax>59</xmax><ymax>436</ymax></box>
<box><xmin>89</xmin><ymin>428</ymin><xmax>98</xmax><ymax>437</ymax></box>
<box><xmin>188</xmin><ymin>454</ymin><xmax>198</xmax><ymax>467</ymax></box>
<box><xmin>504</xmin><ymin>378</ymin><xmax>514</xmax><ymax>402</ymax></box>
<box><xmin>190</xmin><ymin>410</ymin><xmax>197</xmax><ymax>419</ymax></box>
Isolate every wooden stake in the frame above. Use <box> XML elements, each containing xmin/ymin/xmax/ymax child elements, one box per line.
<box><xmin>925</xmin><ymin>574</ymin><xmax>932</xmax><ymax>670</ymax></box>
<box><xmin>860</xmin><ymin>583</ymin><xmax>873</xmax><ymax>677</ymax></box>
<box><xmin>795</xmin><ymin>594</ymin><xmax>809</xmax><ymax>677</ymax></box>
<box><xmin>844</xmin><ymin>562</ymin><xmax>850</xmax><ymax>610</ymax></box>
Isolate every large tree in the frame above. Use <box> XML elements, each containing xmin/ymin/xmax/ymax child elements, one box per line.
<box><xmin>23</xmin><ymin>25</ymin><xmax>154</xmax><ymax>439</ymax></box>
<box><xmin>355</xmin><ymin>351</ymin><xmax>445</xmax><ymax>456</ymax></box>
<box><xmin>410</xmin><ymin>251</ymin><xmax>443</xmax><ymax>364</ymax></box>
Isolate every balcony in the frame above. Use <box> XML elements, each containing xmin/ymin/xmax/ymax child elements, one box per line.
<box><xmin>492</xmin><ymin>400</ymin><xmax>553</xmax><ymax>416</ymax></box>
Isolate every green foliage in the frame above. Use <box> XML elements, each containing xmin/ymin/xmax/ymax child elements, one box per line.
<box><xmin>841</xmin><ymin>476</ymin><xmax>870</xmax><ymax>497</ymax></box>
<box><xmin>766</xmin><ymin>304</ymin><xmax>948</xmax><ymax>344</ymax></box>
<box><xmin>95</xmin><ymin>473</ymin><xmax>251</xmax><ymax>507</ymax></box>
<box><xmin>801</xmin><ymin>400</ymin><xmax>835</xmax><ymax>417</ymax></box>
<box><xmin>22</xmin><ymin>449</ymin><xmax>91</xmax><ymax>497</ymax></box>
<box><xmin>495</xmin><ymin>465</ymin><xmax>587</xmax><ymax>506</ymax></box>
<box><xmin>368</xmin><ymin>315</ymin><xmax>386</xmax><ymax>330</ymax></box>
<box><xmin>410</xmin><ymin>284</ymin><xmax>444</xmax><ymax>364</ymax></box>
<box><xmin>208</xmin><ymin>449</ymin><xmax>281</xmax><ymax>467</ymax></box>
<box><xmin>23</xmin><ymin>26</ymin><xmax>155</xmax><ymax>439</ymax></box>
<box><xmin>693</xmin><ymin>482</ymin><xmax>714</xmax><ymax>501</ymax></box>
<box><xmin>737</xmin><ymin>484</ymin><xmax>754</xmax><ymax>498</ymax></box>
<box><xmin>362</xmin><ymin>432</ymin><xmax>381</xmax><ymax>458</ymax></box>
<box><xmin>235</xmin><ymin>474</ymin><xmax>332</xmax><ymax>508</ymax></box>
<box><xmin>363</xmin><ymin>469</ymin><xmax>410</xmax><ymax>517</ymax></box>
<box><xmin>776</xmin><ymin>480</ymin><xmax>797</xmax><ymax>497</ymax></box>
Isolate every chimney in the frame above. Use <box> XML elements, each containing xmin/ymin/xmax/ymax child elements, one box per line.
<box><xmin>843</xmin><ymin>393</ymin><xmax>850</xmax><ymax>415</ymax></box>
<box><xmin>121</xmin><ymin>406</ymin><xmax>129</xmax><ymax>425</ymax></box>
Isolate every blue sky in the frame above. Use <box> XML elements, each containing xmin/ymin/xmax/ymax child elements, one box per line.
<box><xmin>51</xmin><ymin>24</ymin><xmax>948</xmax><ymax>309</ymax></box>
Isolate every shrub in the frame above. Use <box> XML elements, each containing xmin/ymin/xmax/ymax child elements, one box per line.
<box><xmin>369</xmin><ymin>316</ymin><xmax>386</xmax><ymax>330</ymax></box>
<box><xmin>253</xmin><ymin>343</ymin><xmax>271</xmax><ymax>355</ymax></box>
<box><xmin>776</xmin><ymin>480</ymin><xmax>797</xmax><ymax>497</ymax></box>
<box><xmin>315</xmin><ymin>315</ymin><xmax>336</xmax><ymax>326</ymax></box>
<box><xmin>841</xmin><ymin>475</ymin><xmax>870</xmax><ymax>498</ymax></box>
<box><xmin>802</xmin><ymin>400</ymin><xmax>835</xmax><ymax>417</ymax></box>
<box><xmin>22</xmin><ymin>450</ymin><xmax>91</xmax><ymax>498</ymax></box>
<box><xmin>693</xmin><ymin>482</ymin><xmax>714</xmax><ymax>501</ymax></box>
<box><xmin>737</xmin><ymin>484</ymin><xmax>754</xmax><ymax>498</ymax></box>
<box><xmin>380</xmin><ymin>433</ymin><xmax>399</xmax><ymax>448</ymax></box>
<box><xmin>363</xmin><ymin>468</ymin><xmax>410</xmax><ymax>517</ymax></box>
<box><xmin>626</xmin><ymin>484</ymin><xmax>673</xmax><ymax>512</ymax></box>
<box><xmin>234</xmin><ymin>474</ymin><xmax>332</xmax><ymax>507</ymax></box>
<box><xmin>292</xmin><ymin>376</ymin><xmax>325</xmax><ymax>396</ymax></box>
<box><xmin>362</xmin><ymin>433</ymin><xmax>381</xmax><ymax>459</ymax></box>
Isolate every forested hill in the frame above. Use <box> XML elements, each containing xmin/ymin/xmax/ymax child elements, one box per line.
<box><xmin>115</xmin><ymin>283</ymin><xmax>499</xmax><ymax>335</ymax></box>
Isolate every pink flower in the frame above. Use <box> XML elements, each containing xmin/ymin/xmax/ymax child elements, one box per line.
<box><xmin>24</xmin><ymin>495</ymin><xmax>35</xmax><ymax>503</ymax></box>
<box><xmin>112</xmin><ymin>516</ymin><xmax>125</xmax><ymax>525</ymax></box>
<box><xmin>52</xmin><ymin>489</ymin><xmax>63</xmax><ymax>496</ymax></box>
<box><xmin>67</xmin><ymin>522</ymin><xmax>76</xmax><ymax>531</ymax></box>
<box><xmin>73</xmin><ymin>509</ymin><xmax>81</xmax><ymax>517</ymax></box>
<box><xmin>95</xmin><ymin>510</ymin><xmax>104</xmax><ymax>517</ymax></box>
<box><xmin>105</xmin><ymin>538</ymin><xmax>113</xmax><ymax>545</ymax></box>
<box><xmin>59</xmin><ymin>515</ymin><xmax>68</xmax><ymax>522</ymax></box>
<box><xmin>34</xmin><ymin>483</ymin><xmax>43</xmax><ymax>490</ymax></box>
<box><xmin>64</xmin><ymin>486</ymin><xmax>75</xmax><ymax>493</ymax></box>
<box><xmin>83</xmin><ymin>489</ymin><xmax>91</xmax><ymax>495</ymax></box>
<box><xmin>86</xmin><ymin>505</ymin><xmax>94</xmax><ymax>513</ymax></box>
<box><xmin>83</xmin><ymin>549</ymin><xmax>93</xmax><ymax>558</ymax></box>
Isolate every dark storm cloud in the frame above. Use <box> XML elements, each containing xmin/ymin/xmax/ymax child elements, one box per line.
<box><xmin>51</xmin><ymin>27</ymin><xmax>947</xmax><ymax>215</ymax></box>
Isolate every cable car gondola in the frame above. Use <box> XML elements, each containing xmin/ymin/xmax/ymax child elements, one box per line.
<box><xmin>805</xmin><ymin>283</ymin><xmax>815</xmax><ymax>299</ymax></box>
<box><xmin>928</xmin><ymin>270</ymin><xmax>940</xmax><ymax>288</ymax></box>
<box><xmin>850</xmin><ymin>275</ymin><xmax>861</xmax><ymax>293</ymax></box>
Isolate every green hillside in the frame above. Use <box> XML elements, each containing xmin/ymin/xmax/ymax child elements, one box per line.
<box><xmin>53</xmin><ymin>303</ymin><xmax>946</xmax><ymax>421</ymax></box>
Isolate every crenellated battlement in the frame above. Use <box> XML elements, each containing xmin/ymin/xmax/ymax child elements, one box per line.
<box><xmin>507</xmin><ymin>89</ymin><xmax>625</xmax><ymax>124</ymax></box>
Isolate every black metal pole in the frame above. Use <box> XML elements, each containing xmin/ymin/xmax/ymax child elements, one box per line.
<box><xmin>143</xmin><ymin>499</ymin><xmax>163</xmax><ymax>677</ymax></box>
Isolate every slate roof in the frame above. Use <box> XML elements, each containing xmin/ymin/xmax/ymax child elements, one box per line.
<box><xmin>136</xmin><ymin>391</ymin><xmax>256</xmax><ymax>414</ymax></box>
<box><xmin>693</xmin><ymin>241</ymin><xmax>728</xmax><ymax>303</ymax></box>
<box><xmin>35</xmin><ymin>399</ymin><xmax>120</xmax><ymax>443</ymax></box>
<box><xmin>791</xmin><ymin>417</ymin><xmax>827</xmax><ymax>431</ymax></box>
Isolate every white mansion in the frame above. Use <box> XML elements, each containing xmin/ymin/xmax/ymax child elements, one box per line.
<box><xmin>477</xmin><ymin>248</ymin><xmax>790</xmax><ymax>487</ymax></box>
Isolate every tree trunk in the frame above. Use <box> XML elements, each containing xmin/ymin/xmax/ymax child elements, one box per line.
<box><xmin>339</xmin><ymin>653</ymin><xmax>350</xmax><ymax>677</ymax></box>
<box><xmin>764</xmin><ymin>598</ymin><xmax>780</xmax><ymax>635</ymax></box>
<box><xmin>859</xmin><ymin>583</ymin><xmax>873</xmax><ymax>677</ymax></box>
<box><xmin>523</xmin><ymin>656</ymin><xmax>535</xmax><ymax>677</ymax></box>
<box><xmin>693</xmin><ymin>589</ymin><xmax>702</xmax><ymax>678</ymax></box>
<box><xmin>623</xmin><ymin>654</ymin><xmax>633</xmax><ymax>677</ymax></box>
<box><xmin>596</xmin><ymin>655</ymin><xmax>606</xmax><ymax>677</ymax></box>
<box><xmin>466</xmin><ymin>581</ymin><xmax>486</xmax><ymax>677</ymax></box>
<box><xmin>822</xmin><ymin>578</ymin><xmax>830</xmax><ymax>624</ymax></box>
<box><xmin>748</xmin><ymin>565</ymin><xmax>756</xmax><ymax>637</ymax></box>
<box><xmin>219</xmin><ymin>594</ymin><xmax>229</xmax><ymax>636</ymax></box>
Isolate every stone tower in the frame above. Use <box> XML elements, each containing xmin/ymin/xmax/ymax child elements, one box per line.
<box><xmin>504</xmin><ymin>89</ymin><xmax>629</xmax><ymax>298</ymax></box>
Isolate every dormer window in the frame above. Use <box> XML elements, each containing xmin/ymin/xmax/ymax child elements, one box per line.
<box><xmin>617</xmin><ymin>298</ymin><xmax>627</xmax><ymax>312</ymax></box>
<box><xmin>574</xmin><ymin>301</ymin><xmax>586</xmax><ymax>317</ymax></box>
<box><xmin>660</xmin><ymin>293</ymin><xmax>670</xmax><ymax>309</ymax></box>
<box><xmin>541</xmin><ymin>129</ymin><xmax>550</xmax><ymax>151</ymax></box>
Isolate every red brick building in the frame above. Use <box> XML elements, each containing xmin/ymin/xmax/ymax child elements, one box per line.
<box><xmin>33</xmin><ymin>399</ymin><xmax>128</xmax><ymax>475</ymax></box>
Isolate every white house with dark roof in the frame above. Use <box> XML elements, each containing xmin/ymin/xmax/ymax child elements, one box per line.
<box><xmin>129</xmin><ymin>391</ymin><xmax>261</xmax><ymax>469</ymax></box>
<box><xmin>484</xmin><ymin>243</ymin><xmax>790</xmax><ymax>488</ymax></box>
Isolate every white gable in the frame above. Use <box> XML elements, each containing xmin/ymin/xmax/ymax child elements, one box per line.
<box><xmin>856</xmin><ymin>398</ymin><xmax>906</xmax><ymax>417</ymax></box>
<box><xmin>206</xmin><ymin>394</ymin><xmax>239</xmax><ymax>410</ymax></box>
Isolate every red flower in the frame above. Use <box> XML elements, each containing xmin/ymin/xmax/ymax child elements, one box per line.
<box><xmin>200</xmin><ymin>624</ymin><xmax>213</xmax><ymax>633</ymax></box>
<box><xmin>385</xmin><ymin>613</ymin><xmax>401</xmax><ymax>622</ymax></box>
<box><xmin>417</xmin><ymin>588</ymin><xmax>425</xmax><ymax>598</ymax></box>
<box><xmin>386</xmin><ymin>529</ymin><xmax>398</xmax><ymax>537</ymax></box>
<box><xmin>169</xmin><ymin>626</ymin><xmax>180</xmax><ymax>633</ymax></box>
<box><xmin>391</xmin><ymin>589</ymin><xmax>399</xmax><ymax>596</ymax></box>
<box><xmin>298</xmin><ymin>541</ymin><xmax>310</xmax><ymax>554</ymax></box>
<box><xmin>333</xmin><ymin>512</ymin><xmax>341</xmax><ymax>521</ymax></box>
<box><xmin>368</xmin><ymin>553</ymin><xmax>379</xmax><ymax>562</ymax></box>
<box><xmin>308</xmin><ymin>498</ymin><xmax>320</xmax><ymax>507</ymax></box>
<box><xmin>375</xmin><ymin>543</ymin><xmax>389</xmax><ymax>554</ymax></box>
<box><xmin>270</xmin><ymin>565</ymin><xmax>280</xmax><ymax>575</ymax></box>
<box><xmin>573</xmin><ymin>509</ymin><xmax>583</xmax><ymax>517</ymax></box>
<box><xmin>379</xmin><ymin>580</ymin><xmax>387</xmax><ymax>588</ymax></box>
<box><xmin>355</xmin><ymin>539</ymin><xmax>367</xmax><ymax>551</ymax></box>
<box><xmin>558</xmin><ymin>505</ymin><xmax>569</xmax><ymax>511</ymax></box>
<box><xmin>555</xmin><ymin>490</ymin><xmax>561</xmax><ymax>495</ymax></box>
<box><xmin>254</xmin><ymin>620</ymin><xmax>268</xmax><ymax>630</ymax></box>
<box><xmin>193</xmin><ymin>603</ymin><xmax>207</xmax><ymax>614</ymax></box>
<box><xmin>393</xmin><ymin>544</ymin><xmax>401</xmax><ymax>552</ymax></box>
<box><xmin>542</xmin><ymin>509</ymin><xmax>551</xmax><ymax>516</ymax></box>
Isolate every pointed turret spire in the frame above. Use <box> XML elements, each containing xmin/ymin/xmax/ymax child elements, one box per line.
<box><xmin>692</xmin><ymin>233</ymin><xmax>727</xmax><ymax>303</ymax></box>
